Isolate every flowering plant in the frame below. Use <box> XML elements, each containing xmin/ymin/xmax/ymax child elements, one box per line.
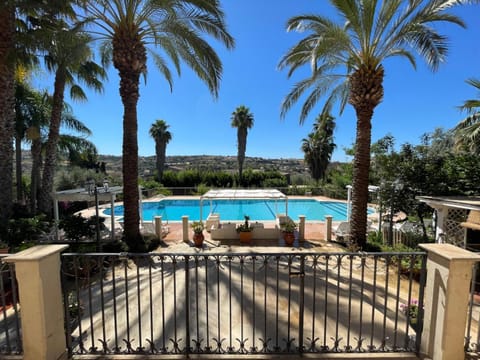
<box><xmin>281</xmin><ymin>219</ymin><xmax>297</xmax><ymax>233</ymax></box>
<box><xmin>191</xmin><ymin>221</ymin><xmax>205</xmax><ymax>234</ymax></box>
<box><xmin>400</xmin><ymin>299</ymin><xmax>421</xmax><ymax>329</ymax></box>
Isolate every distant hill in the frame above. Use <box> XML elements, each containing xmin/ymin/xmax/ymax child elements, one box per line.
<box><xmin>98</xmin><ymin>154</ymin><xmax>309</xmax><ymax>178</ymax></box>
<box><xmin>19</xmin><ymin>152</ymin><xmax>310</xmax><ymax>179</ymax></box>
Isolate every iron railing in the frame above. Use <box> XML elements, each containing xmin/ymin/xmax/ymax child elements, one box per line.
<box><xmin>62</xmin><ymin>251</ymin><xmax>426</xmax><ymax>356</ymax></box>
<box><xmin>0</xmin><ymin>256</ymin><xmax>21</xmax><ymax>355</ymax></box>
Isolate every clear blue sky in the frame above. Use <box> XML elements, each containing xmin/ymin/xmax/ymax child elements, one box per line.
<box><xmin>39</xmin><ymin>1</ymin><xmax>480</xmax><ymax>162</ymax></box>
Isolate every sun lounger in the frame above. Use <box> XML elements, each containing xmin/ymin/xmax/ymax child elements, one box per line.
<box><xmin>334</xmin><ymin>222</ymin><xmax>350</xmax><ymax>243</ymax></box>
<box><xmin>206</xmin><ymin>213</ymin><xmax>220</xmax><ymax>232</ymax></box>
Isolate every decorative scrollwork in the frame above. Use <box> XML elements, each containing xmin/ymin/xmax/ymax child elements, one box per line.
<box><xmin>236</xmin><ymin>337</ymin><xmax>249</xmax><ymax>353</ymax></box>
<box><xmin>212</xmin><ymin>337</ymin><xmax>225</xmax><ymax>353</ymax></box>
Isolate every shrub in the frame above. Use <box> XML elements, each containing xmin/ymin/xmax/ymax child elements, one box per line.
<box><xmin>102</xmin><ymin>240</ymin><xmax>128</xmax><ymax>253</ymax></box>
<box><xmin>59</xmin><ymin>214</ymin><xmax>105</xmax><ymax>242</ymax></box>
<box><xmin>4</xmin><ymin>215</ymin><xmax>52</xmax><ymax>248</ymax></box>
<box><xmin>196</xmin><ymin>183</ymin><xmax>210</xmax><ymax>195</ymax></box>
<box><xmin>143</xmin><ymin>233</ymin><xmax>161</xmax><ymax>252</ymax></box>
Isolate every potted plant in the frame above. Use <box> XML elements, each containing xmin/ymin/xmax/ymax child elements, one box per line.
<box><xmin>236</xmin><ymin>215</ymin><xmax>253</xmax><ymax>244</ymax></box>
<box><xmin>191</xmin><ymin>221</ymin><xmax>205</xmax><ymax>247</ymax></box>
<box><xmin>281</xmin><ymin>219</ymin><xmax>297</xmax><ymax>246</ymax></box>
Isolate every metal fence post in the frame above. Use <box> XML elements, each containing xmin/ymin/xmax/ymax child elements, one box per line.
<box><xmin>298</xmin><ymin>255</ymin><xmax>305</xmax><ymax>353</ymax></box>
<box><xmin>184</xmin><ymin>255</ymin><xmax>190</xmax><ymax>354</ymax></box>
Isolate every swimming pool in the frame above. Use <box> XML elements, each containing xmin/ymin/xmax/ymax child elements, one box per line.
<box><xmin>104</xmin><ymin>199</ymin><xmax>362</xmax><ymax>222</ymax></box>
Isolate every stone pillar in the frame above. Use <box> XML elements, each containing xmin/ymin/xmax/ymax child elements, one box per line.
<box><xmin>5</xmin><ymin>245</ymin><xmax>69</xmax><ymax>360</ymax></box>
<box><xmin>182</xmin><ymin>216</ymin><xmax>189</xmax><ymax>243</ymax></box>
<box><xmin>325</xmin><ymin>215</ymin><xmax>332</xmax><ymax>241</ymax></box>
<box><xmin>154</xmin><ymin>216</ymin><xmax>163</xmax><ymax>239</ymax></box>
<box><xmin>419</xmin><ymin>243</ymin><xmax>480</xmax><ymax>360</ymax></box>
<box><xmin>298</xmin><ymin>215</ymin><xmax>305</xmax><ymax>242</ymax></box>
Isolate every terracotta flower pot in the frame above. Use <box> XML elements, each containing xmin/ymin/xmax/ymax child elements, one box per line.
<box><xmin>283</xmin><ymin>232</ymin><xmax>295</xmax><ymax>246</ymax></box>
<box><xmin>193</xmin><ymin>233</ymin><xmax>204</xmax><ymax>247</ymax></box>
<box><xmin>239</xmin><ymin>231</ymin><xmax>252</xmax><ymax>244</ymax></box>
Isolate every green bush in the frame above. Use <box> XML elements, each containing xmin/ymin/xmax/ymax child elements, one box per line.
<box><xmin>4</xmin><ymin>214</ymin><xmax>52</xmax><ymax>248</ymax></box>
<box><xmin>143</xmin><ymin>233</ymin><xmax>161</xmax><ymax>252</ymax></box>
<box><xmin>102</xmin><ymin>240</ymin><xmax>128</xmax><ymax>253</ymax></box>
<box><xmin>195</xmin><ymin>183</ymin><xmax>210</xmax><ymax>195</ymax></box>
<box><xmin>59</xmin><ymin>214</ymin><xmax>105</xmax><ymax>242</ymax></box>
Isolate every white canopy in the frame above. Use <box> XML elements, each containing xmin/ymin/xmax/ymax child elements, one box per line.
<box><xmin>200</xmin><ymin>189</ymin><xmax>288</xmax><ymax>220</ymax></box>
<box><xmin>201</xmin><ymin>189</ymin><xmax>287</xmax><ymax>200</ymax></box>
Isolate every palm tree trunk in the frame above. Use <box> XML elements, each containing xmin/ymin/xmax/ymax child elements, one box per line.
<box><xmin>38</xmin><ymin>69</ymin><xmax>66</xmax><ymax>216</ymax></box>
<box><xmin>0</xmin><ymin>5</ymin><xmax>15</xmax><ymax>225</ymax></box>
<box><xmin>30</xmin><ymin>138</ymin><xmax>42</xmax><ymax>214</ymax></box>
<box><xmin>158</xmin><ymin>142</ymin><xmax>167</xmax><ymax>182</ymax></box>
<box><xmin>237</xmin><ymin>128</ymin><xmax>246</xmax><ymax>184</ymax></box>
<box><xmin>15</xmin><ymin>134</ymin><xmax>24</xmax><ymax>203</ymax></box>
<box><xmin>120</xmin><ymin>72</ymin><xmax>141</xmax><ymax>249</ymax></box>
<box><xmin>112</xmin><ymin>31</ymin><xmax>146</xmax><ymax>251</ymax></box>
<box><xmin>350</xmin><ymin>107</ymin><xmax>373</xmax><ymax>249</ymax></box>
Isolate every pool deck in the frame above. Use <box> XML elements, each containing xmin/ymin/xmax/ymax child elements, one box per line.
<box><xmin>77</xmin><ymin>195</ymin><xmax>379</xmax><ymax>248</ymax></box>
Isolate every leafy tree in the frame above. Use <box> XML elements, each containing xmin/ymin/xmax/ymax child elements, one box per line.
<box><xmin>231</xmin><ymin>105</ymin><xmax>254</xmax><ymax>184</ymax></box>
<box><xmin>279</xmin><ymin>0</ymin><xmax>469</xmax><ymax>248</ymax></box>
<box><xmin>149</xmin><ymin>119</ymin><xmax>172</xmax><ymax>182</ymax></box>
<box><xmin>370</xmin><ymin>130</ymin><xmax>480</xmax><ymax>239</ymax></box>
<box><xmin>83</xmin><ymin>0</ymin><xmax>234</xmax><ymax>251</ymax></box>
<box><xmin>454</xmin><ymin>78</ymin><xmax>480</xmax><ymax>154</ymax></box>
<box><xmin>302</xmin><ymin>113</ymin><xmax>335</xmax><ymax>182</ymax></box>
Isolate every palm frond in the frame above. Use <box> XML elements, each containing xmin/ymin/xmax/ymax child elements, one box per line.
<box><xmin>61</xmin><ymin>113</ymin><xmax>92</xmax><ymax>135</ymax></box>
<box><xmin>149</xmin><ymin>51</ymin><xmax>174</xmax><ymax>92</ymax></box>
<box><xmin>69</xmin><ymin>85</ymin><xmax>87</xmax><ymax>102</ymax></box>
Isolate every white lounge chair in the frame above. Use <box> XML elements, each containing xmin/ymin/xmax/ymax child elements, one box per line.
<box><xmin>206</xmin><ymin>213</ymin><xmax>220</xmax><ymax>232</ymax></box>
<box><xmin>334</xmin><ymin>222</ymin><xmax>350</xmax><ymax>243</ymax></box>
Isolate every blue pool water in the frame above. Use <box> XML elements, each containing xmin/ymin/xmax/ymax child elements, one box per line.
<box><xmin>103</xmin><ymin>199</ymin><xmax>363</xmax><ymax>222</ymax></box>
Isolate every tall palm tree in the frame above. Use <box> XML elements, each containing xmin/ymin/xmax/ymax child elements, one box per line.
<box><xmin>231</xmin><ymin>105</ymin><xmax>254</xmax><ymax>184</ymax></box>
<box><xmin>82</xmin><ymin>0</ymin><xmax>234</xmax><ymax>250</ymax></box>
<box><xmin>302</xmin><ymin>113</ymin><xmax>336</xmax><ymax>182</ymax></box>
<box><xmin>15</xmin><ymin>84</ymin><xmax>96</xmax><ymax>213</ymax></box>
<box><xmin>0</xmin><ymin>0</ymin><xmax>78</xmax><ymax>223</ymax></box>
<box><xmin>15</xmin><ymin>77</ymin><xmax>36</xmax><ymax>203</ymax></box>
<box><xmin>454</xmin><ymin>78</ymin><xmax>480</xmax><ymax>154</ymax></box>
<box><xmin>37</xmin><ymin>21</ymin><xmax>106</xmax><ymax>215</ymax></box>
<box><xmin>149</xmin><ymin>120</ymin><xmax>172</xmax><ymax>182</ymax></box>
<box><xmin>0</xmin><ymin>2</ymin><xmax>16</xmax><ymax>225</ymax></box>
<box><xmin>279</xmin><ymin>0</ymin><xmax>468</xmax><ymax>248</ymax></box>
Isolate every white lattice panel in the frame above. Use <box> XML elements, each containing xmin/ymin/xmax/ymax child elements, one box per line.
<box><xmin>444</xmin><ymin>208</ymin><xmax>468</xmax><ymax>248</ymax></box>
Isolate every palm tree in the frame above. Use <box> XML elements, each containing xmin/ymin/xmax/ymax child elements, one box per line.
<box><xmin>15</xmin><ymin>84</ymin><xmax>96</xmax><ymax>213</ymax></box>
<box><xmin>0</xmin><ymin>2</ymin><xmax>16</xmax><ymax>225</ymax></box>
<box><xmin>454</xmin><ymin>78</ymin><xmax>480</xmax><ymax>154</ymax></box>
<box><xmin>302</xmin><ymin>113</ymin><xmax>336</xmax><ymax>182</ymax></box>
<box><xmin>37</xmin><ymin>21</ymin><xmax>106</xmax><ymax>215</ymax></box>
<box><xmin>0</xmin><ymin>0</ymin><xmax>79</xmax><ymax>223</ymax></box>
<box><xmin>15</xmin><ymin>77</ymin><xmax>37</xmax><ymax>203</ymax></box>
<box><xmin>231</xmin><ymin>105</ymin><xmax>254</xmax><ymax>184</ymax></box>
<box><xmin>149</xmin><ymin>120</ymin><xmax>172</xmax><ymax>183</ymax></box>
<box><xmin>279</xmin><ymin>0</ymin><xmax>468</xmax><ymax>248</ymax></box>
<box><xmin>82</xmin><ymin>0</ymin><xmax>234</xmax><ymax>250</ymax></box>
